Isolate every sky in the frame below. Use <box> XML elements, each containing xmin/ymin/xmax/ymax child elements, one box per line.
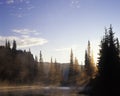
<box><xmin>0</xmin><ymin>0</ymin><xmax>120</xmax><ymax>63</ymax></box>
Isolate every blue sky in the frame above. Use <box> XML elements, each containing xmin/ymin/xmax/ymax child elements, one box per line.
<box><xmin>0</xmin><ymin>0</ymin><xmax>120</xmax><ymax>63</ymax></box>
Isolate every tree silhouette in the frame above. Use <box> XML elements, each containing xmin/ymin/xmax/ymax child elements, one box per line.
<box><xmin>74</xmin><ymin>57</ymin><xmax>80</xmax><ymax>75</ymax></box>
<box><xmin>54</xmin><ymin>59</ymin><xmax>62</xmax><ymax>85</ymax></box>
<box><xmin>84</xmin><ymin>41</ymin><xmax>96</xmax><ymax>78</ymax></box>
<box><xmin>74</xmin><ymin>57</ymin><xmax>81</xmax><ymax>85</ymax></box>
<box><xmin>68</xmin><ymin>49</ymin><xmax>80</xmax><ymax>85</ymax></box>
<box><xmin>90</xmin><ymin>25</ymin><xmax>120</xmax><ymax>96</ymax></box>
<box><xmin>37</xmin><ymin>51</ymin><xmax>45</xmax><ymax>84</ymax></box>
<box><xmin>0</xmin><ymin>40</ymin><xmax>37</xmax><ymax>84</ymax></box>
<box><xmin>12</xmin><ymin>40</ymin><xmax>16</xmax><ymax>51</ymax></box>
<box><xmin>5</xmin><ymin>40</ymin><xmax>10</xmax><ymax>49</ymax></box>
<box><xmin>48</xmin><ymin>57</ymin><xmax>56</xmax><ymax>85</ymax></box>
<box><xmin>68</xmin><ymin>49</ymin><xmax>75</xmax><ymax>85</ymax></box>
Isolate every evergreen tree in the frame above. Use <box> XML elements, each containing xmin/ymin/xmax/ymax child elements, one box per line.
<box><xmin>34</xmin><ymin>55</ymin><xmax>38</xmax><ymax>82</ymax></box>
<box><xmin>0</xmin><ymin>40</ymin><xmax>37</xmax><ymax>84</ymax></box>
<box><xmin>54</xmin><ymin>59</ymin><xmax>62</xmax><ymax>85</ymax></box>
<box><xmin>84</xmin><ymin>41</ymin><xmax>96</xmax><ymax>78</ymax></box>
<box><xmin>39</xmin><ymin>51</ymin><xmax>43</xmax><ymax>63</ymax></box>
<box><xmin>70</xmin><ymin>49</ymin><xmax>74</xmax><ymax>65</ymax></box>
<box><xmin>90</xmin><ymin>25</ymin><xmax>120</xmax><ymax>96</ymax></box>
<box><xmin>48</xmin><ymin>57</ymin><xmax>57</xmax><ymax>85</ymax></box>
<box><xmin>12</xmin><ymin>40</ymin><xmax>16</xmax><ymax>51</ymax></box>
<box><xmin>38</xmin><ymin>51</ymin><xmax>45</xmax><ymax>84</ymax></box>
<box><xmin>5</xmin><ymin>40</ymin><xmax>10</xmax><ymax>49</ymax></box>
<box><xmin>85</xmin><ymin>50</ymin><xmax>89</xmax><ymax>73</ymax></box>
<box><xmin>35</xmin><ymin>55</ymin><xmax>38</xmax><ymax>62</ymax></box>
<box><xmin>7</xmin><ymin>41</ymin><xmax>10</xmax><ymax>49</ymax></box>
<box><xmin>68</xmin><ymin>49</ymin><xmax>76</xmax><ymax>85</ymax></box>
<box><xmin>88</xmin><ymin>41</ymin><xmax>91</xmax><ymax>57</ymax></box>
<box><xmin>5</xmin><ymin>39</ymin><xmax>8</xmax><ymax>48</ymax></box>
<box><xmin>74</xmin><ymin>57</ymin><xmax>80</xmax><ymax>73</ymax></box>
<box><xmin>74</xmin><ymin>57</ymin><xmax>81</xmax><ymax>85</ymax></box>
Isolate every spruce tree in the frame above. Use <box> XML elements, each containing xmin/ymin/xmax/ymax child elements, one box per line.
<box><xmin>7</xmin><ymin>41</ymin><xmax>10</xmax><ymax>49</ymax></box>
<box><xmin>49</xmin><ymin>57</ymin><xmax>56</xmax><ymax>85</ymax></box>
<box><xmin>5</xmin><ymin>40</ymin><xmax>10</xmax><ymax>49</ymax></box>
<box><xmin>68</xmin><ymin>49</ymin><xmax>76</xmax><ymax>85</ymax></box>
<box><xmin>84</xmin><ymin>41</ymin><xmax>96</xmax><ymax>78</ymax></box>
<box><xmin>12</xmin><ymin>40</ymin><xmax>16</xmax><ymax>50</ymax></box>
<box><xmin>54</xmin><ymin>59</ymin><xmax>62</xmax><ymax>85</ymax></box>
<box><xmin>38</xmin><ymin>51</ymin><xmax>45</xmax><ymax>84</ymax></box>
<box><xmin>74</xmin><ymin>57</ymin><xmax>81</xmax><ymax>85</ymax></box>
<box><xmin>90</xmin><ymin>25</ymin><xmax>120</xmax><ymax>96</ymax></box>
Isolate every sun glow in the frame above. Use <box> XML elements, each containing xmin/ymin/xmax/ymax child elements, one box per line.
<box><xmin>91</xmin><ymin>40</ymin><xmax>100</xmax><ymax>64</ymax></box>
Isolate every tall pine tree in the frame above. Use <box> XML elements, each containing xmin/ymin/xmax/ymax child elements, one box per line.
<box><xmin>68</xmin><ymin>49</ymin><xmax>75</xmax><ymax>85</ymax></box>
<box><xmin>12</xmin><ymin>40</ymin><xmax>16</xmax><ymax>51</ymax></box>
<box><xmin>48</xmin><ymin>57</ymin><xmax>56</xmax><ymax>85</ymax></box>
<box><xmin>68</xmin><ymin>49</ymin><xmax>80</xmax><ymax>85</ymax></box>
<box><xmin>84</xmin><ymin>41</ymin><xmax>96</xmax><ymax>78</ymax></box>
<box><xmin>90</xmin><ymin>25</ymin><xmax>120</xmax><ymax>96</ymax></box>
<box><xmin>38</xmin><ymin>51</ymin><xmax>45</xmax><ymax>84</ymax></box>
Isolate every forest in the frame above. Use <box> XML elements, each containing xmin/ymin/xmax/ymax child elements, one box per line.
<box><xmin>0</xmin><ymin>25</ymin><xmax>120</xmax><ymax>96</ymax></box>
<box><xmin>0</xmin><ymin>40</ymin><xmax>96</xmax><ymax>86</ymax></box>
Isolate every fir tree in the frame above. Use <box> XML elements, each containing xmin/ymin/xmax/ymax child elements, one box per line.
<box><xmin>5</xmin><ymin>40</ymin><xmax>10</xmax><ymax>49</ymax></box>
<box><xmin>54</xmin><ymin>59</ymin><xmax>62</xmax><ymax>85</ymax></box>
<box><xmin>68</xmin><ymin>49</ymin><xmax>76</xmax><ymax>85</ymax></box>
<box><xmin>12</xmin><ymin>40</ymin><xmax>16</xmax><ymax>50</ymax></box>
<box><xmin>38</xmin><ymin>51</ymin><xmax>45</xmax><ymax>84</ymax></box>
<box><xmin>48</xmin><ymin>57</ymin><xmax>56</xmax><ymax>84</ymax></box>
<box><xmin>74</xmin><ymin>57</ymin><xmax>81</xmax><ymax>85</ymax></box>
<box><xmin>84</xmin><ymin>41</ymin><xmax>96</xmax><ymax>78</ymax></box>
<box><xmin>90</xmin><ymin>25</ymin><xmax>120</xmax><ymax>96</ymax></box>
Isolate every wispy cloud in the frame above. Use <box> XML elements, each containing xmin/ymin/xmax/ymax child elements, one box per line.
<box><xmin>5</xmin><ymin>0</ymin><xmax>33</xmax><ymax>8</ymax></box>
<box><xmin>0</xmin><ymin>28</ymin><xmax>47</xmax><ymax>48</ymax></box>
<box><xmin>70</xmin><ymin>0</ymin><xmax>80</xmax><ymax>8</ymax></box>
<box><xmin>10</xmin><ymin>13</ymin><xmax>24</xmax><ymax>18</ymax></box>
<box><xmin>18</xmin><ymin>36</ymin><xmax>48</xmax><ymax>48</ymax></box>
<box><xmin>6</xmin><ymin>0</ymin><xmax>29</xmax><ymax>4</ymax></box>
<box><xmin>12</xmin><ymin>29</ymin><xmax>40</xmax><ymax>35</ymax></box>
<box><xmin>25</xmin><ymin>0</ymin><xmax>30</xmax><ymax>4</ymax></box>
<box><xmin>0</xmin><ymin>35</ymin><xmax>48</xmax><ymax>48</ymax></box>
<box><xmin>4</xmin><ymin>0</ymin><xmax>34</xmax><ymax>18</ymax></box>
<box><xmin>6</xmin><ymin>0</ymin><xmax>14</xmax><ymax>4</ymax></box>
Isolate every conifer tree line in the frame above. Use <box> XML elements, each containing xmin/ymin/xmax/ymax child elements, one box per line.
<box><xmin>1</xmin><ymin>25</ymin><xmax>119</xmax><ymax>89</ymax></box>
<box><xmin>0</xmin><ymin>40</ymin><xmax>37</xmax><ymax>84</ymax></box>
<box><xmin>0</xmin><ymin>39</ymin><xmax>96</xmax><ymax>85</ymax></box>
